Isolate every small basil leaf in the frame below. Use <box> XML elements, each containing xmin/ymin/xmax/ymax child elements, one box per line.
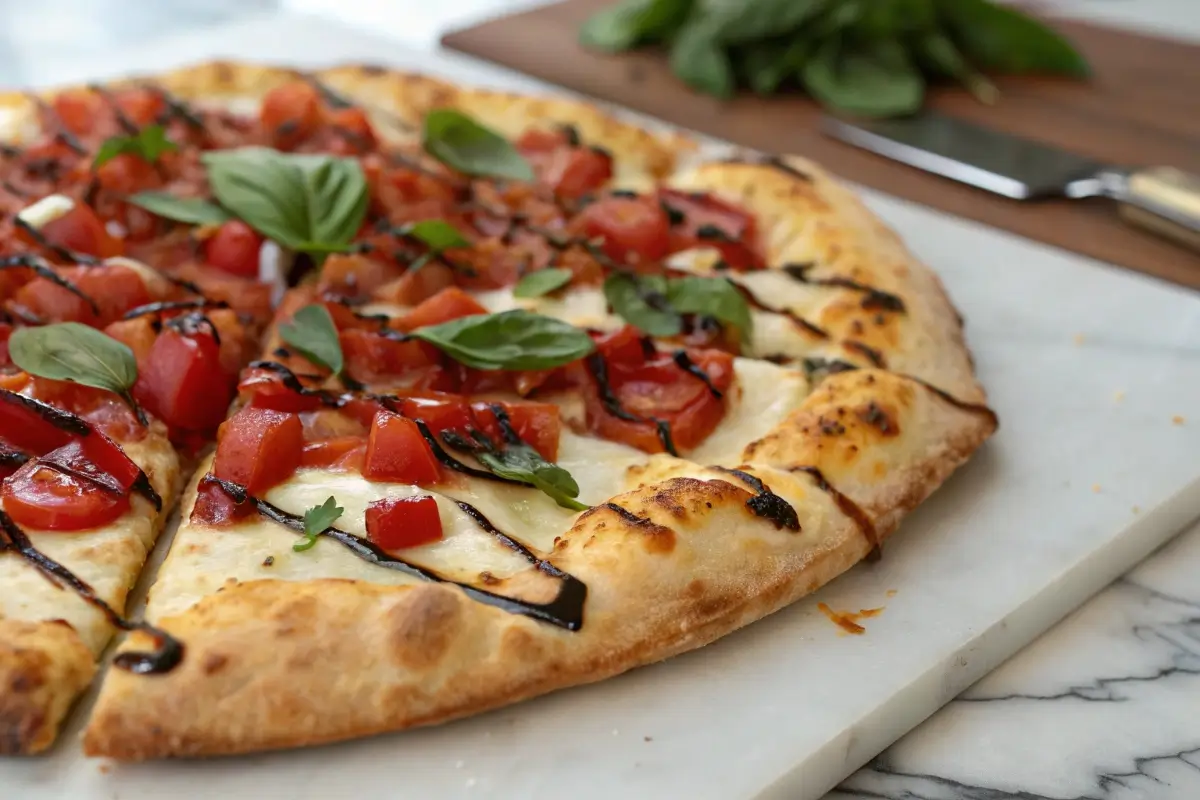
<box><xmin>478</xmin><ymin>446</ymin><xmax>589</xmax><ymax>511</ymax></box>
<box><xmin>404</xmin><ymin>219</ymin><xmax>471</xmax><ymax>252</ymax></box>
<box><xmin>667</xmin><ymin>275</ymin><xmax>753</xmax><ymax>343</ymax></box>
<box><xmin>579</xmin><ymin>0</ymin><xmax>693</xmax><ymax>52</ymax></box>
<box><xmin>603</xmin><ymin>273</ymin><xmax>682</xmax><ymax>337</ymax></box>
<box><xmin>93</xmin><ymin>124</ymin><xmax>177</xmax><ymax>169</ymax></box>
<box><xmin>412</xmin><ymin>310</ymin><xmax>595</xmax><ymax>371</ymax></box>
<box><xmin>914</xmin><ymin>31</ymin><xmax>997</xmax><ymax>104</ymax></box>
<box><xmin>127</xmin><ymin>191</ymin><xmax>232</xmax><ymax>226</ymax></box>
<box><xmin>801</xmin><ymin>39</ymin><xmax>925</xmax><ymax>117</ymax></box>
<box><xmin>669</xmin><ymin>19</ymin><xmax>735</xmax><ymax>99</ymax></box>
<box><xmin>295</xmin><ymin>496</ymin><xmax>343</xmax><ymax>552</ymax></box>
<box><xmin>295</xmin><ymin>154</ymin><xmax>371</xmax><ymax>248</ymax></box>
<box><xmin>739</xmin><ymin>37</ymin><xmax>813</xmax><ymax>95</ymax></box>
<box><xmin>513</xmin><ymin>268</ymin><xmax>572</xmax><ymax>299</ymax></box>
<box><xmin>704</xmin><ymin>0</ymin><xmax>828</xmax><ymax>45</ymax></box>
<box><xmin>422</xmin><ymin>109</ymin><xmax>534</xmax><ymax>182</ymax></box>
<box><xmin>936</xmin><ymin>0</ymin><xmax>1089</xmax><ymax>77</ymax></box>
<box><xmin>279</xmin><ymin>304</ymin><xmax>344</xmax><ymax>375</ymax></box>
<box><xmin>9</xmin><ymin>323</ymin><xmax>139</xmax><ymax>414</ymax></box>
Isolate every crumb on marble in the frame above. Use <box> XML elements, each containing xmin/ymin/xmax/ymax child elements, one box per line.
<box><xmin>97</xmin><ymin>763</ymin><xmax>112</xmax><ymax>775</ymax></box>
<box><xmin>1132</xmin><ymin>505</ymin><xmax>1141</xmax><ymax>514</ymax></box>
<box><xmin>1092</xmin><ymin>484</ymin><xmax>1102</xmax><ymax>493</ymax></box>
<box><xmin>886</xmin><ymin>589</ymin><xmax>898</xmax><ymax>598</ymax></box>
<box><xmin>644</xmin><ymin>736</ymin><xmax>653</xmax><ymax>742</ymax></box>
<box><xmin>1172</xmin><ymin>415</ymin><xmax>1186</xmax><ymax>426</ymax></box>
<box><xmin>1114</xmin><ymin>390</ymin><xmax>1125</xmax><ymax>403</ymax></box>
<box><xmin>1073</xmin><ymin>333</ymin><xmax>1086</xmax><ymax>345</ymax></box>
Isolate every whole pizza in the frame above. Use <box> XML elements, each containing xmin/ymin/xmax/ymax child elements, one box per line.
<box><xmin>0</xmin><ymin>62</ymin><xmax>996</xmax><ymax>758</ymax></box>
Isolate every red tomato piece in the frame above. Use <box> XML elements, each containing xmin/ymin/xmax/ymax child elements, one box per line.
<box><xmin>35</xmin><ymin>437</ymin><xmax>134</xmax><ymax>496</ymax></box>
<box><xmin>300</xmin><ymin>436</ymin><xmax>368</xmax><ymax>470</ymax></box>
<box><xmin>375</xmin><ymin>261</ymin><xmax>456</xmax><ymax>307</ymax></box>
<box><xmin>14</xmin><ymin>264</ymin><xmax>150</xmax><ymax>326</ymax></box>
<box><xmin>239</xmin><ymin>368</ymin><xmax>324</xmax><ymax>414</ymax></box>
<box><xmin>362</xmin><ymin>411</ymin><xmax>440</xmax><ymax>485</ymax></box>
<box><xmin>134</xmin><ymin>328</ymin><xmax>231</xmax><ymax>433</ymax></box>
<box><xmin>657</xmin><ymin>188</ymin><xmax>765</xmax><ymax>270</ymax></box>
<box><xmin>52</xmin><ymin>90</ymin><xmax>105</xmax><ymax>136</ymax></box>
<box><xmin>317</xmin><ymin>253</ymin><xmax>399</xmax><ymax>299</ymax></box>
<box><xmin>397</xmin><ymin>287</ymin><xmax>488</xmax><ymax>331</ymax></box>
<box><xmin>104</xmin><ymin>317</ymin><xmax>158</xmax><ymax>366</ymax></box>
<box><xmin>365</xmin><ymin>495</ymin><xmax>443</xmax><ymax>550</ymax></box>
<box><xmin>398</xmin><ymin>396</ymin><xmax>472</xmax><ymax>438</ymax></box>
<box><xmin>471</xmin><ymin>401</ymin><xmax>562</xmax><ymax>461</ymax></box>
<box><xmin>517</xmin><ymin>128</ymin><xmax>612</xmax><ymax>199</ymax></box>
<box><xmin>96</xmin><ymin>153</ymin><xmax>159</xmax><ymax>194</ymax></box>
<box><xmin>189</xmin><ymin>477</ymin><xmax>252</xmax><ymax>526</ymax></box>
<box><xmin>260</xmin><ymin>82</ymin><xmax>322</xmax><ymax>147</ymax></box>
<box><xmin>212</xmin><ymin>406</ymin><xmax>303</xmax><ymax>494</ymax></box>
<box><xmin>577</xmin><ymin>195</ymin><xmax>670</xmax><ymax>265</ymax></box>
<box><xmin>0</xmin><ymin>389</ymin><xmax>71</xmax><ymax>454</ymax></box>
<box><xmin>38</xmin><ymin>204</ymin><xmax>123</xmax><ymax>259</ymax></box>
<box><xmin>114</xmin><ymin>88</ymin><xmax>166</xmax><ymax>127</ymax></box>
<box><xmin>325</xmin><ymin>106</ymin><xmax>376</xmax><ymax>153</ymax></box>
<box><xmin>1</xmin><ymin>455</ymin><xmax>130</xmax><ymax>531</ymax></box>
<box><xmin>0</xmin><ymin>322</ymin><xmax>12</xmax><ymax>367</ymax></box>
<box><xmin>204</xmin><ymin>220</ymin><xmax>263</xmax><ymax>278</ymax></box>
<box><xmin>340</xmin><ymin>329</ymin><xmax>440</xmax><ymax>385</ymax></box>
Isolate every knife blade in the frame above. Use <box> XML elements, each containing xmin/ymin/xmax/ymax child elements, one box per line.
<box><xmin>821</xmin><ymin>112</ymin><xmax>1200</xmax><ymax>253</ymax></box>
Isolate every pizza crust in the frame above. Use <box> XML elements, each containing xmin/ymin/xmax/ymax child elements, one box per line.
<box><xmin>0</xmin><ymin>60</ymin><xmax>996</xmax><ymax>759</ymax></box>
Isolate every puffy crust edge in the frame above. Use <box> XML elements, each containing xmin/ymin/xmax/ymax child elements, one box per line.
<box><xmin>0</xmin><ymin>618</ymin><xmax>94</xmax><ymax>755</ymax></box>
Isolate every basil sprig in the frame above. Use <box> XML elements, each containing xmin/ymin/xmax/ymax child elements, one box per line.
<box><xmin>479</xmin><ymin>445</ymin><xmax>589</xmax><ymax>512</ymax></box>
<box><xmin>93</xmin><ymin>125</ymin><xmax>177</xmax><ymax>169</ymax></box>
<box><xmin>127</xmin><ymin>192</ymin><xmax>231</xmax><ymax>226</ymax></box>
<box><xmin>413</xmin><ymin>310</ymin><xmax>595</xmax><ymax>371</ymax></box>
<box><xmin>8</xmin><ymin>323</ymin><xmax>142</xmax><ymax>422</ymax></box>
<box><xmin>513</xmin><ymin>267</ymin><xmax>572</xmax><ymax>299</ymax></box>
<box><xmin>603</xmin><ymin>273</ymin><xmax>752</xmax><ymax>343</ymax></box>
<box><xmin>201</xmin><ymin>148</ymin><xmax>368</xmax><ymax>255</ymax></box>
<box><xmin>279</xmin><ymin>305</ymin><xmax>344</xmax><ymax>375</ymax></box>
<box><xmin>402</xmin><ymin>219</ymin><xmax>471</xmax><ymax>272</ymax></box>
<box><xmin>422</xmin><ymin>109</ymin><xmax>534</xmax><ymax>182</ymax></box>
<box><xmin>580</xmin><ymin>0</ymin><xmax>1088</xmax><ymax>116</ymax></box>
<box><xmin>295</xmin><ymin>496</ymin><xmax>343</xmax><ymax>552</ymax></box>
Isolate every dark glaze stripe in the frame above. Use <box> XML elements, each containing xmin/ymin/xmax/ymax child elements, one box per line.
<box><xmin>0</xmin><ymin>390</ymin><xmax>162</xmax><ymax>510</ymax></box>
<box><xmin>122</xmin><ymin>299</ymin><xmax>228</xmax><ymax>320</ymax></box>
<box><xmin>208</xmin><ymin>478</ymin><xmax>586</xmax><ymax>630</ymax></box>
<box><xmin>12</xmin><ymin>219</ymin><xmax>100</xmax><ymax>266</ymax></box>
<box><xmin>146</xmin><ymin>84</ymin><xmax>206</xmax><ymax>129</ymax></box>
<box><xmin>0</xmin><ymin>510</ymin><xmax>183</xmax><ymax>673</ymax></box>
<box><xmin>711</xmin><ymin>467</ymin><xmax>801</xmax><ymax>531</ymax></box>
<box><xmin>844</xmin><ymin>340</ymin><xmax>886</xmax><ymax>368</ymax></box>
<box><xmin>246</xmin><ymin>361</ymin><xmax>343</xmax><ymax>407</ymax></box>
<box><xmin>411</xmin><ymin>418</ymin><xmax>519</xmax><ymax>484</ymax></box>
<box><xmin>782</xmin><ymin>264</ymin><xmax>906</xmax><ymax>313</ymax></box>
<box><xmin>732</xmin><ymin>280</ymin><xmax>829</xmax><ymax>340</ymax></box>
<box><xmin>0</xmin><ymin>451</ymin><xmax>30</xmax><ymax>469</ymax></box>
<box><xmin>28</xmin><ymin>93</ymin><xmax>88</xmax><ymax>155</ymax></box>
<box><xmin>762</xmin><ymin>155</ymin><xmax>813</xmax><ymax>182</ymax></box>
<box><xmin>603</xmin><ymin>502</ymin><xmax>656</xmax><ymax>527</ymax></box>
<box><xmin>0</xmin><ymin>254</ymin><xmax>100</xmax><ymax>314</ymax></box>
<box><xmin>2</xmin><ymin>179</ymin><xmax>30</xmax><ymax>198</ymax></box>
<box><xmin>88</xmin><ymin>83</ymin><xmax>139</xmax><ymax>135</ymax></box>
<box><xmin>911</xmin><ymin>377</ymin><xmax>1000</xmax><ymax>429</ymax></box>
<box><xmin>672</xmin><ymin>350</ymin><xmax>722</xmax><ymax>399</ymax></box>
<box><xmin>791</xmin><ymin>465</ymin><xmax>878</xmax><ymax>554</ymax></box>
<box><xmin>585</xmin><ymin>353</ymin><xmax>678</xmax><ymax>456</ymax></box>
<box><xmin>802</xmin><ymin>357</ymin><xmax>858</xmax><ymax>385</ymax></box>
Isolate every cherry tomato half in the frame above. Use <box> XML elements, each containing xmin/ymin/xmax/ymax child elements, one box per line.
<box><xmin>1</xmin><ymin>454</ymin><xmax>130</xmax><ymax>531</ymax></box>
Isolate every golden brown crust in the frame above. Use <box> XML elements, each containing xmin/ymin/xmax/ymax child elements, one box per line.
<box><xmin>0</xmin><ymin>60</ymin><xmax>995</xmax><ymax>758</ymax></box>
<box><xmin>0</xmin><ymin>619</ymin><xmax>94</xmax><ymax>755</ymax></box>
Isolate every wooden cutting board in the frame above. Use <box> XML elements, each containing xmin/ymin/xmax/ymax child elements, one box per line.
<box><xmin>442</xmin><ymin>0</ymin><xmax>1200</xmax><ymax>290</ymax></box>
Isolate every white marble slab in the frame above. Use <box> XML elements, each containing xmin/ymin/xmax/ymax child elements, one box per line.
<box><xmin>5</xmin><ymin>13</ymin><xmax>1200</xmax><ymax>800</ymax></box>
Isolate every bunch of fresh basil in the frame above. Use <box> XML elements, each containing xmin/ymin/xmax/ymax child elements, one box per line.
<box><xmin>580</xmin><ymin>0</ymin><xmax>1089</xmax><ymax>117</ymax></box>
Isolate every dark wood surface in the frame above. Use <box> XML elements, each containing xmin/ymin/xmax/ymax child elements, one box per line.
<box><xmin>442</xmin><ymin>0</ymin><xmax>1200</xmax><ymax>290</ymax></box>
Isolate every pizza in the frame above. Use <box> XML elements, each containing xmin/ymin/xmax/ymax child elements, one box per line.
<box><xmin>0</xmin><ymin>62</ymin><xmax>996</xmax><ymax>758</ymax></box>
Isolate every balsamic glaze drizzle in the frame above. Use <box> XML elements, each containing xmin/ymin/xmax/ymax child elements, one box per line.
<box><xmin>28</xmin><ymin>93</ymin><xmax>88</xmax><ymax>155</ymax></box>
<box><xmin>843</xmin><ymin>340</ymin><xmax>886</xmax><ymax>368</ymax></box>
<box><xmin>88</xmin><ymin>83</ymin><xmax>139</xmax><ymax>135</ymax></box>
<box><xmin>671</xmin><ymin>350</ymin><xmax>722</xmax><ymax>399</ymax></box>
<box><xmin>12</xmin><ymin>218</ymin><xmax>100</xmax><ymax>265</ymax></box>
<box><xmin>207</xmin><ymin>478</ymin><xmax>587</xmax><ymax>630</ymax></box>
<box><xmin>802</xmin><ymin>357</ymin><xmax>858</xmax><ymax>385</ymax></box>
<box><xmin>711</xmin><ymin>467</ymin><xmax>800</xmax><ymax>531</ymax></box>
<box><xmin>122</xmin><ymin>298</ymin><xmax>229</xmax><ymax>320</ymax></box>
<box><xmin>731</xmin><ymin>280</ymin><xmax>829</xmax><ymax>340</ymax></box>
<box><xmin>782</xmin><ymin>264</ymin><xmax>906</xmax><ymax>313</ymax></box>
<box><xmin>147</xmin><ymin>84</ymin><xmax>206</xmax><ymax>129</ymax></box>
<box><xmin>585</xmin><ymin>352</ymin><xmax>678</xmax><ymax>456</ymax></box>
<box><xmin>0</xmin><ymin>254</ymin><xmax>100</xmax><ymax>314</ymax></box>
<box><xmin>0</xmin><ymin>510</ymin><xmax>183</xmax><ymax>673</ymax></box>
<box><xmin>790</xmin><ymin>465</ymin><xmax>878</xmax><ymax>554</ymax></box>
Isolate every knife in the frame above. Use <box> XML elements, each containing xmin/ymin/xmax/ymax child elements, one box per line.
<box><xmin>821</xmin><ymin>113</ymin><xmax>1200</xmax><ymax>252</ymax></box>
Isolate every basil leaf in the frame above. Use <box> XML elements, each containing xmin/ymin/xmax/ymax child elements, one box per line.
<box><xmin>422</xmin><ymin>110</ymin><xmax>534</xmax><ymax>182</ymax></box>
<box><xmin>603</xmin><ymin>273</ymin><xmax>682</xmax><ymax>337</ymax></box>
<box><xmin>295</xmin><ymin>496</ymin><xmax>343</xmax><ymax>552</ymax></box>
<box><xmin>669</xmin><ymin>18</ymin><xmax>735</xmax><ymax>99</ymax></box>
<box><xmin>404</xmin><ymin>219</ymin><xmax>471</xmax><ymax>252</ymax></box>
<box><xmin>667</xmin><ymin>275</ymin><xmax>753</xmax><ymax>343</ymax></box>
<box><xmin>936</xmin><ymin>0</ymin><xmax>1089</xmax><ymax>77</ymax></box>
<box><xmin>513</xmin><ymin>268</ymin><xmax>572</xmax><ymax>299</ymax></box>
<box><xmin>739</xmin><ymin>37</ymin><xmax>813</xmax><ymax>95</ymax></box>
<box><xmin>914</xmin><ymin>31</ymin><xmax>997</xmax><ymax>104</ymax></box>
<box><xmin>202</xmin><ymin>148</ymin><xmax>367</xmax><ymax>254</ymax></box>
<box><xmin>127</xmin><ymin>191</ymin><xmax>232</xmax><ymax>226</ymax></box>
<box><xmin>9</xmin><ymin>322</ymin><xmax>138</xmax><ymax>410</ymax></box>
<box><xmin>479</xmin><ymin>446</ymin><xmax>589</xmax><ymax>511</ymax></box>
<box><xmin>704</xmin><ymin>0</ymin><xmax>828</xmax><ymax>44</ymax></box>
<box><xmin>801</xmin><ymin>39</ymin><xmax>925</xmax><ymax>117</ymax></box>
<box><xmin>93</xmin><ymin>124</ymin><xmax>177</xmax><ymax>169</ymax></box>
<box><xmin>279</xmin><ymin>304</ymin><xmax>344</xmax><ymax>375</ymax></box>
<box><xmin>579</xmin><ymin>0</ymin><xmax>693</xmax><ymax>52</ymax></box>
<box><xmin>412</xmin><ymin>310</ymin><xmax>595</xmax><ymax>371</ymax></box>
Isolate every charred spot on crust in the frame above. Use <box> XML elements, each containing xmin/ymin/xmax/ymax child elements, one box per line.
<box><xmin>602</xmin><ymin>502</ymin><xmax>675</xmax><ymax>554</ymax></box>
<box><xmin>858</xmin><ymin>402</ymin><xmax>898</xmax><ymax>436</ymax></box>
<box><xmin>818</xmin><ymin>416</ymin><xmax>846</xmax><ymax>436</ymax></box>
<box><xmin>711</xmin><ymin>468</ymin><xmax>800</xmax><ymax>532</ymax></box>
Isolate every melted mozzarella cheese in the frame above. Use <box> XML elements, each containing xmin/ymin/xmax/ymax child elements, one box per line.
<box><xmin>689</xmin><ymin>358</ymin><xmax>807</xmax><ymax>463</ymax></box>
<box><xmin>17</xmin><ymin>193</ymin><xmax>74</xmax><ymax>229</ymax></box>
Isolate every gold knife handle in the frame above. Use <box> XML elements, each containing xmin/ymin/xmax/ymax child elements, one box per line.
<box><xmin>1113</xmin><ymin>167</ymin><xmax>1200</xmax><ymax>252</ymax></box>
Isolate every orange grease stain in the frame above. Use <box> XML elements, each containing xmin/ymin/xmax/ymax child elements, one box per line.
<box><xmin>817</xmin><ymin>602</ymin><xmax>885</xmax><ymax>635</ymax></box>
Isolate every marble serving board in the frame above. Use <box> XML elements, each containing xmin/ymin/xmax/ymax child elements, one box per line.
<box><xmin>6</xmin><ymin>14</ymin><xmax>1200</xmax><ymax>800</ymax></box>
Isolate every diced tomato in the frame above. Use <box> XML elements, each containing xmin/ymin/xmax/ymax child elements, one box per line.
<box><xmin>239</xmin><ymin>368</ymin><xmax>324</xmax><ymax>414</ymax></box>
<box><xmin>0</xmin><ymin>322</ymin><xmax>11</xmax><ymax>366</ymax></box>
<box><xmin>471</xmin><ymin>401</ymin><xmax>562</xmax><ymax>461</ymax></box>
<box><xmin>0</xmin><ymin>389</ymin><xmax>71</xmax><ymax>454</ymax></box>
<box><xmin>205</xmin><ymin>308</ymin><xmax>252</xmax><ymax>377</ymax></box>
<box><xmin>325</xmin><ymin>106</ymin><xmax>376</xmax><ymax>153</ymax></box>
<box><xmin>362</xmin><ymin>411</ymin><xmax>440</xmax><ymax>485</ymax></box>
<box><xmin>372</xmin><ymin>167</ymin><xmax>458</xmax><ymax>223</ymax></box>
<box><xmin>52</xmin><ymin>90</ymin><xmax>105</xmax><ymax>136</ymax></box>
<box><xmin>300</xmin><ymin>436</ymin><xmax>367</xmax><ymax>469</ymax></box>
<box><xmin>96</xmin><ymin>153</ymin><xmax>159</xmax><ymax>194</ymax></box>
<box><xmin>340</xmin><ymin>329</ymin><xmax>440</xmax><ymax>386</ymax></box>
<box><xmin>13</xmin><ymin>264</ymin><xmax>150</xmax><ymax>326</ymax></box>
<box><xmin>398</xmin><ymin>395</ymin><xmax>472</xmax><ymax>437</ymax></box>
<box><xmin>657</xmin><ymin>188</ymin><xmax>764</xmax><ymax>270</ymax></box>
<box><xmin>318</xmin><ymin>253</ymin><xmax>399</xmax><ymax>299</ymax></box>
<box><xmin>204</xmin><ymin>220</ymin><xmax>263</xmax><ymax>278</ymax></box>
<box><xmin>35</xmin><ymin>436</ymin><xmax>136</xmax><ymax>496</ymax></box>
<box><xmin>594</xmin><ymin>324</ymin><xmax>651</xmax><ymax>368</ymax></box>
<box><xmin>114</xmin><ymin>88</ymin><xmax>166</xmax><ymax>127</ymax></box>
<box><xmin>212</xmin><ymin>405</ymin><xmax>303</xmax><ymax>494</ymax></box>
<box><xmin>189</xmin><ymin>476</ymin><xmax>252</xmax><ymax>526</ymax></box>
<box><xmin>375</xmin><ymin>261</ymin><xmax>456</xmax><ymax>307</ymax></box>
<box><xmin>1</xmin><ymin>455</ymin><xmax>130</xmax><ymax>531</ymax></box>
<box><xmin>365</xmin><ymin>495</ymin><xmax>443</xmax><ymax>550</ymax></box>
<box><xmin>134</xmin><ymin>328</ymin><xmax>231</xmax><ymax>433</ymax></box>
<box><xmin>104</xmin><ymin>316</ymin><xmax>158</xmax><ymax>365</ymax></box>
<box><xmin>577</xmin><ymin>195</ymin><xmax>670</xmax><ymax>265</ymax></box>
<box><xmin>261</xmin><ymin>82</ymin><xmax>322</xmax><ymax>148</ymax></box>
<box><xmin>517</xmin><ymin>128</ymin><xmax>612</xmax><ymax>199</ymax></box>
<box><xmin>397</xmin><ymin>287</ymin><xmax>488</xmax><ymax>331</ymax></box>
<box><xmin>37</xmin><ymin>204</ymin><xmax>123</xmax><ymax>259</ymax></box>
<box><xmin>172</xmin><ymin>263</ymin><xmax>274</xmax><ymax>321</ymax></box>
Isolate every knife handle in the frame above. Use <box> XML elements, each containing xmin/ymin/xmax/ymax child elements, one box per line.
<box><xmin>1114</xmin><ymin>167</ymin><xmax>1200</xmax><ymax>252</ymax></box>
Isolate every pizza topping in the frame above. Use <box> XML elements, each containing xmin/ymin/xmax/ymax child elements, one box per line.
<box><xmin>31</xmin><ymin>203</ymin><xmax>124</xmax><ymax>259</ymax></box>
<box><xmin>133</xmin><ymin>325</ymin><xmax>232</xmax><ymax>437</ymax></box>
<box><xmin>212</xmin><ymin>405</ymin><xmax>304</xmax><ymax>494</ymax></box>
<box><xmin>363</xmin><ymin>410</ymin><xmax>441</xmax><ymax>485</ymax></box>
<box><xmin>712</xmin><ymin>467</ymin><xmax>800</xmax><ymax>532</ymax></box>
<box><xmin>512</xmin><ymin>266</ymin><xmax>572</xmax><ymax>298</ymax></box>
<box><xmin>365</xmin><ymin>495</ymin><xmax>443</xmax><ymax>550</ymax></box>
<box><xmin>260</xmin><ymin>82</ymin><xmax>323</xmax><ymax>149</ymax></box>
<box><xmin>516</xmin><ymin>128</ymin><xmax>613</xmax><ymax>199</ymax></box>
<box><xmin>127</xmin><ymin>191</ymin><xmax>231</xmax><ymax>226</ymax></box>
<box><xmin>410</xmin><ymin>308</ymin><xmax>596</xmax><ymax>371</ymax></box>
<box><xmin>577</xmin><ymin>194</ymin><xmax>671</xmax><ymax>265</ymax></box>
<box><xmin>1</xmin><ymin>452</ymin><xmax>130</xmax><ymax>531</ymax></box>
<box><xmin>294</xmin><ymin>495</ymin><xmax>343</xmax><ymax>552</ymax></box>
<box><xmin>279</xmin><ymin>303</ymin><xmax>344</xmax><ymax>376</ymax></box>
<box><xmin>203</xmin><ymin>220</ymin><xmax>265</xmax><ymax>278</ymax></box>
<box><xmin>658</xmin><ymin>189</ymin><xmax>765</xmax><ymax>270</ymax></box>
<box><xmin>398</xmin><ymin>219</ymin><xmax>472</xmax><ymax>273</ymax></box>
<box><xmin>300</xmin><ymin>435</ymin><xmax>367</xmax><ymax>471</ymax></box>
<box><xmin>16</xmin><ymin>193</ymin><xmax>76</xmax><ymax>230</ymax></box>
<box><xmin>92</xmin><ymin>124</ymin><xmax>177</xmax><ymax>169</ymax></box>
<box><xmin>422</xmin><ymin>109</ymin><xmax>534</xmax><ymax>182</ymax></box>
<box><xmin>603</xmin><ymin>272</ymin><xmax>751</xmax><ymax>347</ymax></box>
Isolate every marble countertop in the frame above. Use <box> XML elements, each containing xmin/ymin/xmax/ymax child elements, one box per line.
<box><xmin>1</xmin><ymin>2</ymin><xmax>1197</xmax><ymax>798</ymax></box>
